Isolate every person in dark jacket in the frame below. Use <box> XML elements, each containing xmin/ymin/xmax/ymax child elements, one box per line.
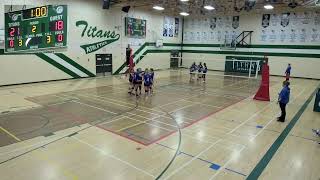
<box><xmin>277</xmin><ymin>81</ymin><xmax>290</xmax><ymax>122</ymax></box>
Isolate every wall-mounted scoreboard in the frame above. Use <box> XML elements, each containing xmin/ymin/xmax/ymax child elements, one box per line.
<box><xmin>5</xmin><ymin>5</ymin><xmax>67</xmax><ymax>53</ymax></box>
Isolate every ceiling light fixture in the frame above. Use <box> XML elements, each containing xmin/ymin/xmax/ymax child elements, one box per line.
<box><xmin>204</xmin><ymin>5</ymin><xmax>215</xmax><ymax>10</ymax></box>
<box><xmin>180</xmin><ymin>0</ymin><xmax>189</xmax><ymax>2</ymax></box>
<box><xmin>153</xmin><ymin>5</ymin><xmax>164</xmax><ymax>10</ymax></box>
<box><xmin>264</xmin><ymin>4</ymin><xmax>274</xmax><ymax>9</ymax></box>
<box><xmin>180</xmin><ymin>12</ymin><xmax>190</xmax><ymax>16</ymax></box>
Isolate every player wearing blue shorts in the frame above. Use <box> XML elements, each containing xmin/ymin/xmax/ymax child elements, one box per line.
<box><xmin>285</xmin><ymin>63</ymin><xmax>291</xmax><ymax>81</ymax></box>
<box><xmin>134</xmin><ymin>68</ymin><xmax>143</xmax><ymax>96</ymax></box>
<box><xmin>190</xmin><ymin>62</ymin><xmax>196</xmax><ymax>81</ymax></box>
<box><xmin>128</xmin><ymin>68</ymin><xmax>135</xmax><ymax>94</ymax></box>
<box><xmin>202</xmin><ymin>63</ymin><xmax>207</xmax><ymax>82</ymax></box>
<box><xmin>143</xmin><ymin>68</ymin><xmax>152</xmax><ymax>95</ymax></box>
<box><xmin>197</xmin><ymin>62</ymin><xmax>203</xmax><ymax>81</ymax></box>
<box><xmin>150</xmin><ymin>68</ymin><xmax>154</xmax><ymax>94</ymax></box>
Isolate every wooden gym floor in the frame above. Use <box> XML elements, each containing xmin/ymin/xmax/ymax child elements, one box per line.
<box><xmin>0</xmin><ymin>70</ymin><xmax>319</xmax><ymax>180</ymax></box>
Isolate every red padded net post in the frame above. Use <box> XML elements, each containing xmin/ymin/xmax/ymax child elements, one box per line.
<box><xmin>253</xmin><ymin>58</ymin><xmax>270</xmax><ymax>101</ymax></box>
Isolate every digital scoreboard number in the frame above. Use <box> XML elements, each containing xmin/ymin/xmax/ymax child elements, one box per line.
<box><xmin>5</xmin><ymin>5</ymin><xmax>67</xmax><ymax>53</ymax></box>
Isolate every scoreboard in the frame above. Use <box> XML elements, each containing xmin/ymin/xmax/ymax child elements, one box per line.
<box><xmin>5</xmin><ymin>5</ymin><xmax>67</xmax><ymax>53</ymax></box>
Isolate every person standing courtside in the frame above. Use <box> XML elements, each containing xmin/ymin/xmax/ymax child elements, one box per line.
<box><xmin>285</xmin><ymin>63</ymin><xmax>291</xmax><ymax>81</ymax></box>
<box><xmin>277</xmin><ymin>81</ymin><xmax>290</xmax><ymax>122</ymax></box>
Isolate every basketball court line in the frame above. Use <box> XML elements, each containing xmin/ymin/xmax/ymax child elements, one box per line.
<box><xmin>209</xmin><ymin>145</ymin><xmax>246</xmax><ymax>180</ymax></box>
<box><xmin>0</xmin><ymin>126</ymin><xmax>21</xmax><ymax>142</ymax></box>
<box><xmin>168</xmin><ymin>104</ymin><xmax>195</xmax><ymax>114</ymax></box>
<box><xmin>128</xmin><ymin>110</ymin><xmax>250</xmax><ymax>146</ymax></box>
<box><xmin>0</xmin><ymin>72</ymin><xmax>262</xmax><ymax>165</ymax></box>
<box><xmin>159</xmin><ymin>82</ymin><xmax>249</xmax><ymax>100</ymax></box>
<box><xmin>75</xmin><ymin>94</ymin><xmax>166</xmax><ymax>116</ymax></box>
<box><xmin>71</xmin><ymin>136</ymin><xmax>156</xmax><ymax>178</ymax></box>
<box><xmin>123</xmin><ymin>113</ymin><xmax>246</xmax><ymax>150</ymax></box>
<box><xmin>116</xmin><ymin>122</ymin><xmax>145</xmax><ymax>132</ymax></box>
<box><xmin>71</xmin><ymin>100</ymin><xmax>118</xmax><ymax>115</ymax></box>
<box><xmin>227</xmin><ymin>102</ymin><xmax>274</xmax><ymax>135</ymax></box>
<box><xmin>208</xmin><ymin>83</ymin><xmax>309</xmax><ymax>179</ymax></box>
<box><xmin>181</xmin><ymin>99</ymin><xmax>223</xmax><ymax>109</ymax></box>
<box><xmin>155</xmin><ymin>83</ymin><xmax>279</xmax><ymax>178</ymax></box>
<box><xmin>246</xmin><ymin>84</ymin><xmax>319</xmax><ymax>179</ymax></box>
<box><xmin>163</xmin><ymin>140</ymin><xmax>222</xmax><ymax>180</ymax></box>
<box><xmin>249</xmin><ymin>85</ymin><xmax>307</xmax><ymax>141</ymax></box>
<box><xmin>5</xmin><ymin>77</ymin><xmax>258</xmax><ymax>150</ymax></box>
<box><xmin>0</xmin><ymin>133</ymin><xmax>72</xmax><ymax>157</ymax></box>
<box><xmin>98</xmin><ymin>116</ymin><xmax>126</xmax><ymax>126</ymax></box>
<box><xmin>36</xmin><ymin>152</ymin><xmax>79</xmax><ymax>180</ymax></box>
<box><xmin>124</xmin><ymin>129</ymin><xmax>248</xmax><ymax>177</ymax></box>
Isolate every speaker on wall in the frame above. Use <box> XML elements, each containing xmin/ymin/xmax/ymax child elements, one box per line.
<box><xmin>102</xmin><ymin>0</ymin><xmax>110</xmax><ymax>9</ymax></box>
<box><xmin>122</xmin><ymin>6</ymin><xmax>130</xmax><ymax>13</ymax></box>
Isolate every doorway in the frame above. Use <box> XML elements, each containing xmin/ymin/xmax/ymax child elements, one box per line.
<box><xmin>96</xmin><ymin>54</ymin><xmax>112</xmax><ymax>76</ymax></box>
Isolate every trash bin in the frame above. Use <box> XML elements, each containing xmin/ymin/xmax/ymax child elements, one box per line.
<box><xmin>314</xmin><ymin>88</ymin><xmax>320</xmax><ymax>112</ymax></box>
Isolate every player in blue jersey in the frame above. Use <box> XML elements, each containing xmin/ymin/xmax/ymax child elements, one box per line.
<box><xmin>197</xmin><ymin>62</ymin><xmax>203</xmax><ymax>81</ymax></box>
<box><xmin>202</xmin><ymin>63</ymin><xmax>208</xmax><ymax>82</ymax></box>
<box><xmin>285</xmin><ymin>63</ymin><xmax>291</xmax><ymax>81</ymax></box>
<box><xmin>150</xmin><ymin>68</ymin><xmax>155</xmax><ymax>94</ymax></box>
<box><xmin>134</xmin><ymin>68</ymin><xmax>143</xmax><ymax>96</ymax></box>
<box><xmin>190</xmin><ymin>62</ymin><xmax>196</xmax><ymax>81</ymax></box>
<box><xmin>143</xmin><ymin>68</ymin><xmax>152</xmax><ymax>95</ymax></box>
<box><xmin>128</xmin><ymin>68</ymin><xmax>135</xmax><ymax>94</ymax></box>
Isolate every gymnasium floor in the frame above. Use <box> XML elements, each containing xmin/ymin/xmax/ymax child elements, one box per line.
<box><xmin>0</xmin><ymin>69</ymin><xmax>319</xmax><ymax>180</ymax></box>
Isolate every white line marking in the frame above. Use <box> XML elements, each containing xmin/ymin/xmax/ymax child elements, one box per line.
<box><xmin>181</xmin><ymin>99</ymin><xmax>222</xmax><ymax>109</ymax></box>
<box><xmin>209</xmin><ymin>145</ymin><xmax>246</xmax><ymax>180</ymax></box>
<box><xmin>77</xmin><ymin>94</ymin><xmax>166</xmax><ymax>116</ymax></box>
<box><xmin>72</xmin><ymin>136</ymin><xmax>155</xmax><ymax>178</ymax></box>
<box><xmin>71</xmin><ymin>100</ymin><xmax>117</xmax><ymax>114</ymax></box>
<box><xmin>164</xmin><ymin>140</ymin><xmax>222</xmax><ymax>180</ymax></box>
<box><xmin>249</xmin><ymin>86</ymin><xmax>307</xmax><ymax>141</ymax></box>
<box><xmin>227</xmin><ymin>102</ymin><xmax>273</xmax><ymax>135</ymax></box>
<box><xmin>98</xmin><ymin>116</ymin><xmax>126</xmax><ymax>126</ymax></box>
<box><xmin>168</xmin><ymin>104</ymin><xmax>194</xmax><ymax>113</ymax></box>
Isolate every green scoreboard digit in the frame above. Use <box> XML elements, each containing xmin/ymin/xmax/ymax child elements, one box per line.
<box><xmin>5</xmin><ymin>5</ymin><xmax>67</xmax><ymax>53</ymax></box>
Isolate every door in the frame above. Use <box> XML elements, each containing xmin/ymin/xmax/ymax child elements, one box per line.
<box><xmin>170</xmin><ymin>50</ymin><xmax>179</xmax><ymax>69</ymax></box>
<box><xmin>96</xmin><ymin>54</ymin><xmax>112</xmax><ymax>76</ymax></box>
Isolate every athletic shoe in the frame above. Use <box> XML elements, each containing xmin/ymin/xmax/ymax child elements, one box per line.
<box><xmin>312</xmin><ymin>129</ymin><xmax>320</xmax><ymax>136</ymax></box>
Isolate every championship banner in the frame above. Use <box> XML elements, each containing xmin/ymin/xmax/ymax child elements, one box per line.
<box><xmin>210</xmin><ymin>17</ymin><xmax>217</xmax><ymax>30</ymax></box>
<box><xmin>232</xmin><ymin>16</ymin><xmax>239</xmax><ymax>29</ymax></box>
<box><xmin>281</xmin><ymin>13</ymin><xmax>290</xmax><ymax>27</ymax></box>
<box><xmin>271</xmin><ymin>14</ymin><xmax>279</xmax><ymax>26</ymax></box>
<box><xmin>163</xmin><ymin>16</ymin><xmax>179</xmax><ymax>37</ymax></box>
<box><xmin>301</xmin><ymin>12</ymin><xmax>311</xmax><ymax>25</ymax></box>
<box><xmin>262</xmin><ymin>14</ymin><xmax>270</xmax><ymax>28</ymax></box>
<box><xmin>174</xmin><ymin>18</ymin><xmax>179</xmax><ymax>37</ymax></box>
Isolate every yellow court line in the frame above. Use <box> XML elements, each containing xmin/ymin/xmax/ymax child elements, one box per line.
<box><xmin>0</xmin><ymin>126</ymin><xmax>21</xmax><ymax>142</ymax></box>
<box><xmin>39</xmin><ymin>154</ymin><xmax>79</xmax><ymax>180</ymax></box>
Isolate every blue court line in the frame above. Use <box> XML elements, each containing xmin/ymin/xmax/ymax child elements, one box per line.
<box><xmin>256</xmin><ymin>125</ymin><xmax>263</xmax><ymax>129</ymax></box>
<box><xmin>246</xmin><ymin>85</ymin><xmax>319</xmax><ymax>180</ymax></box>
<box><xmin>123</xmin><ymin>130</ymin><xmax>247</xmax><ymax>177</ymax></box>
<box><xmin>210</xmin><ymin>163</ymin><xmax>221</xmax><ymax>170</ymax></box>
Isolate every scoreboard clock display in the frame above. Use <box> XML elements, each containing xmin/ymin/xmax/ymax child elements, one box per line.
<box><xmin>5</xmin><ymin>5</ymin><xmax>67</xmax><ymax>53</ymax></box>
